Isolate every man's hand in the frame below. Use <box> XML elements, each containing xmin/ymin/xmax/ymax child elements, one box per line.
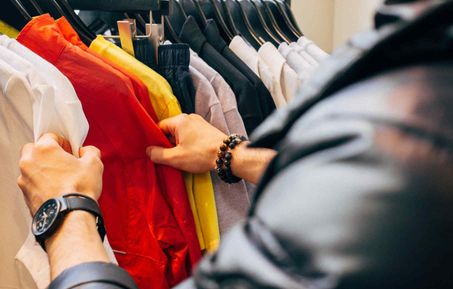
<box><xmin>18</xmin><ymin>133</ymin><xmax>104</xmax><ymax>216</ymax></box>
<box><xmin>147</xmin><ymin>114</ymin><xmax>227</xmax><ymax>174</ymax></box>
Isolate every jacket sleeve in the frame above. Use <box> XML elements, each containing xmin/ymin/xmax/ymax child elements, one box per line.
<box><xmin>48</xmin><ymin>262</ymin><xmax>139</xmax><ymax>289</ymax></box>
<box><xmin>188</xmin><ymin>62</ymin><xmax>453</xmax><ymax>289</ymax></box>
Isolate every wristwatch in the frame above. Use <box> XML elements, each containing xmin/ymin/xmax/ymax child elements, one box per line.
<box><xmin>32</xmin><ymin>193</ymin><xmax>106</xmax><ymax>251</ymax></box>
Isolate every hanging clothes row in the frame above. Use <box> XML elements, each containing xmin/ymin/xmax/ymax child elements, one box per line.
<box><xmin>0</xmin><ymin>1</ymin><xmax>328</xmax><ymax>289</ymax></box>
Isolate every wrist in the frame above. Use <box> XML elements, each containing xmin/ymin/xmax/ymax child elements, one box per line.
<box><xmin>45</xmin><ymin>211</ymin><xmax>97</xmax><ymax>251</ymax></box>
<box><xmin>216</xmin><ymin>135</ymin><xmax>248</xmax><ymax>184</ymax></box>
<box><xmin>46</xmin><ymin>210</ymin><xmax>110</xmax><ymax>279</ymax></box>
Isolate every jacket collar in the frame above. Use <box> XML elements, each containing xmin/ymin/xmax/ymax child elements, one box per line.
<box><xmin>179</xmin><ymin>16</ymin><xmax>206</xmax><ymax>54</ymax></box>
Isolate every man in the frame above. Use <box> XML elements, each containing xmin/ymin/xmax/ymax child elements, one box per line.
<box><xmin>17</xmin><ymin>0</ymin><xmax>453</xmax><ymax>288</ymax></box>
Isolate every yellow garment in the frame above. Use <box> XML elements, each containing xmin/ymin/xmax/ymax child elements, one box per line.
<box><xmin>90</xmin><ymin>36</ymin><xmax>220</xmax><ymax>251</ymax></box>
<box><xmin>0</xmin><ymin>20</ymin><xmax>19</xmax><ymax>38</ymax></box>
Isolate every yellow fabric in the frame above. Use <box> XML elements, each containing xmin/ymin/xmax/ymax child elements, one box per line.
<box><xmin>192</xmin><ymin>172</ymin><xmax>220</xmax><ymax>251</ymax></box>
<box><xmin>90</xmin><ymin>36</ymin><xmax>220</xmax><ymax>252</ymax></box>
<box><xmin>0</xmin><ymin>20</ymin><xmax>19</xmax><ymax>38</ymax></box>
<box><xmin>90</xmin><ymin>36</ymin><xmax>178</xmax><ymax>120</ymax></box>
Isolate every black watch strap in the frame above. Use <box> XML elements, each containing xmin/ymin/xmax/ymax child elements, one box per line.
<box><xmin>49</xmin><ymin>262</ymin><xmax>138</xmax><ymax>289</ymax></box>
<box><xmin>36</xmin><ymin>194</ymin><xmax>106</xmax><ymax>251</ymax></box>
<box><xmin>64</xmin><ymin>195</ymin><xmax>106</xmax><ymax>242</ymax></box>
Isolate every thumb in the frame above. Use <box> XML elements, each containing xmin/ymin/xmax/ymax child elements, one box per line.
<box><xmin>80</xmin><ymin>146</ymin><xmax>102</xmax><ymax>160</ymax></box>
<box><xmin>146</xmin><ymin>146</ymin><xmax>182</xmax><ymax>167</ymax></box>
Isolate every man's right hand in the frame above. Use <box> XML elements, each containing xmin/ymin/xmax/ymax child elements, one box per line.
<box><xmin>18</xmin><ymin>133</ymin><xmax>104</xmax><ymax>216</ymax></box>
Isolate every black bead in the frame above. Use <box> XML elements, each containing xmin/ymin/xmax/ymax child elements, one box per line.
<box><xmin>229</xmin><ymin>142</ymin><xmax>236</xmax><ymax>149</ymax></box>
<box><xmin>220</xmin><ymin>144</ymin><xmax>228</xmax><ymax>151</ymax></box>
<box><xmin>216</xmin><ymin>158</ymin><xmax>223</xmax><ymax>165</ymax></box>
<box><xmin>224</xmin><ymin>160</ymin><xmax>231</xmax><ymax>167</ymax></box>
<box><xmin>217</xmin><ymin>151</ymin><xmax>225</xmax><ymax>158</ymax></box>
<box><xmin>225</xmin><ymin>152</ymin><xmax>232</xmax><ymax>161</ymax></box>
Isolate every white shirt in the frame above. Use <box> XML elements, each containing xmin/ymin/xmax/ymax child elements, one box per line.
<box><xmin>297</xmin><ymin>36</ymin><xmax>330</xmax><ymax>63</ymax></box>
<box><xmin>0</xmin><ymin>37</ymin><xmax>106</xmax><ymax>289</ymax></box>
<box><xmin>229</xmin><ymin>36</ymin><xmax>289</xmax><ymax>108</ymax></box>
<box><xmin>288</xmin><ymin>42</ymin><xmax>319</xmax><ymax>67</ymax></box>
<box><xmin>278</xmin><ymin>42</ymin><xmax>314</xmax><ymax>81</ymax></box>
<box><xmin>258</xmin><ymin>42</ymin><xmax>301</xmax><ymax>104</ymax></box>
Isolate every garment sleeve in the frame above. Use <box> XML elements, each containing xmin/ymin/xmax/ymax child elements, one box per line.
<box><xmin>189</xmin><ymin>116</ymin><xmax>453</xmax><ymax>289</ymax></box>
<box><xmin>48</xmin><ymin>262</ymin><xmax>139</xmax><ymax>289</ymax></box>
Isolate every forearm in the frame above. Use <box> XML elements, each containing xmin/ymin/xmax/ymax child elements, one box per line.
<box><xmin>46</xmin><ymin>211</ymin><xmax>110</xmax><ymax>279</ymax></box>
<box><xmin>230</xmin><ymin>142</ymin><xmax>277</xmax><ymax>184</ymax></box>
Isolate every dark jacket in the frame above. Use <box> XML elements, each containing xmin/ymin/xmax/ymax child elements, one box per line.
<box><xmin>49</xmin><ymin>1</ymin><xmax>453</xmax><ymax>288</ymax></box>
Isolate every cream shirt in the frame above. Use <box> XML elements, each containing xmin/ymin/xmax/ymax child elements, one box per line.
<box><xmin>229</xmin><ymin>36</ymin><xmax>289</xmax><ymax>108</ymax></box>
<box><xmin>297</xmin><ymin>36</ymin><xmax>330</xmax><ymax>63</ymax></box>
<box><xmin>0</xmin><ymin>37</ymin><xmax>114</xmax><ymax>289</ymax></box>
<box><xmin>258</xmin><ymin>42</ymin><xmax>302</xmax><ymax>104</ymax></box>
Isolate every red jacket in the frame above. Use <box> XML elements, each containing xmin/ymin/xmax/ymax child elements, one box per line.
<box><xmin>18</xmin><ymin>15</ymin><xmax>201</xmax><ymax>289</ymax></box>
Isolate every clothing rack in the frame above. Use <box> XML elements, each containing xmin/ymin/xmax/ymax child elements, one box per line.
<box><xmin>67</xmin><ymin>0</ymin><xmax>163</xmax><ymax>11</ymax></box>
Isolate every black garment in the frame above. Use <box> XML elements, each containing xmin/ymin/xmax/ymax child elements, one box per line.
<box><xmin>203</xmin><ymin>19</ymin><xmax>276</xmax><ymax>119</ymax></box>
<box><xmin>49</xmin><ymin>262</ymin><xmax>138</xmax><ymax>289</ymax></box>
<box><xmin>158</xmin><ymin>43</ymin><xmax>196</xmax><ymax>114</ymax></box>
<box><xmin>179</xmin><ymin>16</ymin><xmax>265</xmax><ymax>134</ymax></box>
<box><xmin>48</xmin><ymin>1</ymin><xmax>453</xmax><ymax>289</ymax></box>
<box><xmin>133</xmin><ymin>38</ymin><xmax>156</xmax><ymax>69</ymax></box>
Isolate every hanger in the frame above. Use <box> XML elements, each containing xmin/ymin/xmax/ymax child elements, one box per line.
<box><xmin>253</xmin><ymin>0</ymin><xmax>289</xmax><ymax>43</ymax></box>
<box><xmin>273</xmin><ymin>0</ymin><xmax>301</xmax><ymax>37</ymax></box>
<box><xmin>222</xmin><ymin>0</ymin><xmax>262</xmax><ymax>49</ymax></box>
<box><xmin>236</xmin><ymin>0</ymin><xmax>280</xmax><ymax>45</ymax></box>
<box><xmin>166</xmin><ymin>0</ymin><xmax>187</xmax><ymax>36</ymax></box>
<box><xmin>54</xmin><ymin>0</ymin><xmax>96</xmax><ymax>39</ymax></box>
<box><xmin>178</xmin><ymin>0</ymin><xmax>207</xmax><ymax>28</ymax></box>
<box><xmin>198</xmin><ymin>0</ymin><xmax>234</xmax><ymax>41</ymax></box>
<box><xmin>275</xmin><ymin>0</ymin><xmax>303</xmax><ymax>36</ymax></box>
<box><xmin>8</xmin><ymin>0</ymin><xmax>32</xmax><ymax>22</ymax></box>
<box><xmin>217</xmin><ymin>0</ymin><xmax>240</xmax><ymax>36</ymax></box>
<box><xmin>262</xmin><ymin>0</ymin><xmax>298</xmax><ymax>41</ymax></box>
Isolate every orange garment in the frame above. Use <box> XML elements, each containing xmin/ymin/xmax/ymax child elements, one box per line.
<box><xmin>56</xmin><ymin>18</ymin><xmax>158</xmax><ymax>123</ymax></box>
<box><xmin>18</xmin><ymin>15</ymin><xmax>202</xmax><ymax>289</ymax></box>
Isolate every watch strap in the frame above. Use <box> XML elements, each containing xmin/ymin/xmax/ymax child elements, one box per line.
<box><xmin>64</xmin><ymin>196</ymin><xmax>106</xmax><ymax>242</ymax></box>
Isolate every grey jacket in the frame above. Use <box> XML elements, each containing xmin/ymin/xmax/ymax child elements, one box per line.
<box><xmin>49</xmin><ymin>1</ymin><xmax>453</xmax><ymax>289</ymax></box>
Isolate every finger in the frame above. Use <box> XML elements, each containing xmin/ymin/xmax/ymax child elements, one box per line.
<box><xmin>20</xmin><ymin>143</ymin><xmax>34</xmax><ymax>159</ymax></box>
<box><xmin>37</xmin><ymin>133</ymin><xmax>72</xmax><ymax>153</ymax></box>
<box><xmin>80</xmin><ymin>146</ymin><xmax>102</xmax><ymax>160</ymax></box>
<box><xmin>157</xmin><ymin>114</ymin><xmax>188</xmax><ymax>136</ymax></box>
<box><xmin>146</xmin><ymin>146</ymin><xmax>182</xmax><ymax>167</ymax></box>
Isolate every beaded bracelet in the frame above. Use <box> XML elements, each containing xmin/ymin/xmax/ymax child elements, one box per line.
<box><xmin>216</xmin><ymin>134</ymin><xmax>247</xmax><ymax>184</ymax></box>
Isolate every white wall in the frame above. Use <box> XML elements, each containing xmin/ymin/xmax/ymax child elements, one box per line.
<box><xmin>291</xmin><ymin>0</ymin><xmax>334</xmax><ymax>53</ymax></box>
<box><xmin>291</xmin><ymin>0</ymin><xmax>383</xmax><ymax>53</ymax></box>
<box><xmin>333</xmin><ymin>0</ymin><xmax>382</xmax><ymax>48</ymax></box>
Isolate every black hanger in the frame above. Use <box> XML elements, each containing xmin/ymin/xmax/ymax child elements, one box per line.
<box><xmin>42</xmin><ymin>0</ymin><xmax>93</xmax><ymax>45</ymax></box>
<box><xmin>21</xmin><ymin>0</ymin><xmax>44</xmax><ymax>15</ymax></box>
<box><xmin>1</xmin><ymin>1</ymin><xmax>29</xmax><ymax>30</ymax></box>
<box><xmin>178</xmin><ymin>0</ymin><xmax>207</xmax><ymax>28</ymax></box>
<box><xmin>222</xmin><ymin>0</ymin><xmax>262</xmax><ymax>49</ymax></box>
<box><xmin>275</xmin><ymin>0</ymin><xmax>302</xmax><ymax>36</ymax></box>
<box><xmin>217</xmin><ymin>0</ymin><xmax>240</xmax><ymax>36</ymax></box>
<box><xmin>166</xmin><ymin>0</ymin><xmax>188</xmax><ymax>36</ymax></box>
<box><xmin>262</xmin><ymin>0</ymin><xmax>298</xmax><ymax>41</ymax></box>
<box><xmin>253</xmin><ymin>0</ymin><xmax>289</xmax><ymax>43</ymax></box>
<box><xmin>237</xmin><ymin>0</ymin><xmax>280</xmax><ymax>45</ymax></box>
<box><xmin>55</xmin><ymin>0</ymin><xmax>96</xmax><ymax>39</ymax></box>
<box><xmin>198</xmin><ymin>0</ymin><xmax>234</xmax><ymax>41</ymax></box>
<box><xmin>8</xmin><ymin>0</ymin><xmax>32</xmax><ymax>22</ymax></box>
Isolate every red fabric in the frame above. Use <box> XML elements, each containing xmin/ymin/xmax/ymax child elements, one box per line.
<box><xmin>55</xmin><ymin>17</ymin><xmax>159</xmax><ymax>123</ymax></box>
<box><xmin>18</xmin><ymin>15</ymin><xmax>201</xmax><ymax>289</ymax></box>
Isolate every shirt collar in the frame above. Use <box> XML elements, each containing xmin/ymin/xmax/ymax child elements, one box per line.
<box><xmin>179</xmin><ymin>16</ymin><xmax>206</xmax><ymax>54</ymax></box>
<box><xmin>203</xmin><ymin>19</ymin><xmax>227</xmax><ymax>52</ymax></box>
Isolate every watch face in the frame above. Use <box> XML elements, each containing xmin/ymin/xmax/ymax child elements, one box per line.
<box><xmin>32</xmin><ymin>199</ymin><xmax>61</xmax><ymax>236</ymax></box>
